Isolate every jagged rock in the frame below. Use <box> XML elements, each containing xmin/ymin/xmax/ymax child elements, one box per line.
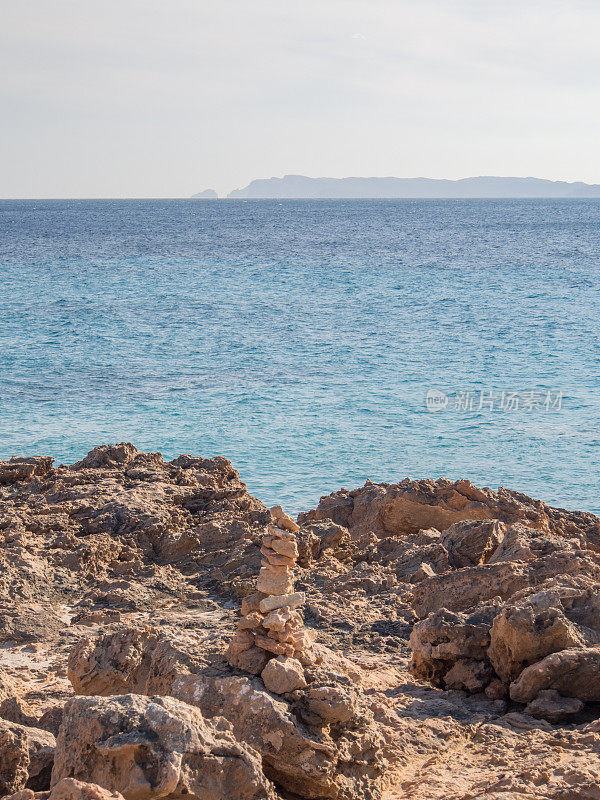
<box><xmin>0</xmin><ymin>457</ymin><xmax>54</xmax><ymax>485</ymax></box>
<box><xmin>297</xmin><ymin>521</ymin><xmax>350</xmax><ymax>566</ymax></box>
<box><xmin>0</xmin><ymin>719</ymin><xmax>55</xmax><ymax>795</ymax></box>
<box><xmin>4</xmin><ymin>778</ymin><xmax>127</xmax><ymax>800</ymax></box>
<box><xmin>8</xmin><ymin>444</ymin><xmax>600</xmax><ymax>800</ymax></box>
<box><xmin>0</xmin><ymin>721</ymin><xmax>29</xmax><ymax>796</ymax></box>
<box><xmin>440</xmin><ymin>519</ymin><xmax>506</xmax><ymax>568</ymax></box>
<box><xmin>510</xmin><ymin>646</ymin><xmax>600</xmax><ymax>704</ymax></box>
<box><xmin>524</xmin><ymin>689</ymin><xmax>584</xmax><ymax>722</ymax></box>
<box><xmin>305</xmin><ymin>477</ymin><xmax>600</xmax><ymax>543</ymax></box>
<box><xmin>488</xmin><ymin>577</ymin><xmax>600</xmax><ymax>683</ymax></box>
<box><xmin>443</xmin><ymin>658</ymin><xmax>494</xmax><ymax>693</ymax></box>
<box><xmin>230</xmin><ymin>646</ymin><xmax>270</xmax><ymax>676</ymax></box>
<box><xmin>410</xmin><ymin>561</ymin><xmax>436</xmax><ymax>582</ymax></box>
<box><xmin>269</xmin><ymin>506</ymin><xmax>299</xmax><ymax>533</ymax></box>
<box><xmin>409</xmin><ymin>602</ymin><xmax>500</xmax><ymax>688</ymax></box>
<box><xmin>52</xmin><ymin>694</ymin><xmax>276</xmax><ymax>800</ymax></box>
<box><xmin>300</xmin><ymin>686</ymin><xmax>358</xmax><ymax>726</ymax></box>
<box><xmin>49</xmin><ymin>779</ymin><xmax>126</xmax><ymax>800</ymax></box>
<box><xmin>411</xmin><ymin>551</ymin><xmax>600</xmax><ymax>618</ymax></box>
<box><xmin>67</xmin><ymin>625</ymin><xmax>382</xmax><ymax>800</ymax></box>
<box><xmin>68</xmin><ymin>627</ymin><xmax>203</xmax><ymax>697</ymax></box>
<box><xmin>261</xmin><ymin>657</ymin><xmax>306</xmax><ymax>694</ymax></box>
<box><xmin>172</xmin><ymin>674</ymin><xmax>384</xmax><ymax>800</ymax></box>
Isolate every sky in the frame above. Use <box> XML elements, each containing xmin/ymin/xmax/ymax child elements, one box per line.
<box><xmin>1</xmin><ymin>0</ymin><xmax>600</xmax><ymax>198</ymax></box>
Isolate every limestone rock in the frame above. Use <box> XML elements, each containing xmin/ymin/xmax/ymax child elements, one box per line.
<box><xmin>488</xmin><ymin>577</ymin><xmax>600</xmax><ymax>683</ymax></box>
<box><xmin>524</xmin><ymin>689</ymin><xmax>584</xmax><ymax>722</ymax></box>
<box><xmin>0</xmin><ymin>721</ymin><xmax>29</xmax><ymax>796</ymax></box>
<box><xmin>68</xmin><ymin>627</ymin><xmax>202</xmax><ymax>697</ymax></box>
<box><xmin>300</xmin><ymin>686</ymin><xmax>358</xmax><ymax>726</ymax></box>
<box><xmin>510</xmin><ymin>646</ymin><xmax>600</xmax><ymax>704</ymax></box>
<box><xmin>4</xmin><ymin>779</ymin><xmax>127</xmax><ymax>800</ymax></box>
<box><xmin>269</xmin><ymin>506</ymin><xmax>299</xmax><ymax>533</ymax></box>
<box><xmin>256</xmin><ymin>566</ymin><xmax>294</xmax><ymax>595</ymax></box>
<box><xmin>440</xmin><ymin>519</ymin><xmax>506</xmax><ymax>568</ymax></box>
<box><xmin>0</xmin><ymin>719</ymin><xmax>55</xmax><ymax>795</ymax></box>
<box><xmin>52</xmin><ymin>694</ymin><xmax>276</xmax><ymax>800</ymax></box>
<box><xmin>409</xmin><ymin>602</ymin><xmax>499</xmax><ymax>688</ymax></box>
<box><xmin>0</xmin><ymin>457</ymin><xmax>54</xmax><ymax>485</ymax></box>
<box><xmin>259</xmin><ymin>592</ymin><xmax>305</xmax><ymax>613</ymax></box>
<box><xmin>411</xmin><ymin>551</ymin><xmax>600</xmax><ymax>618</ymax></box>
<box><xmin>172</xmin><ymin>674</ymin><xmax>384</xmax><ymax>800</ymax></box>
<box><xmin>261</xmin><ymin>657</ymin><xmax>306</xmax><ymax>694</ymax></box>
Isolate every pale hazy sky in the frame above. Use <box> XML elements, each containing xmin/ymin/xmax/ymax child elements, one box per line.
<box><xmin>2</xmin><ymin>0</ymin><xmax>600</xmax><ymax>198</ymax></box>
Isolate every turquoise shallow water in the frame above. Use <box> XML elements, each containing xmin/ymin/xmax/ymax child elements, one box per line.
<box><xmin>0</xmin><ymin>199</ymin><xmax>599</xmax><ymax>513</ymax></box>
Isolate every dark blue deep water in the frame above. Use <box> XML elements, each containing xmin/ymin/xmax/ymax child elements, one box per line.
<box><xmin>0</xmin><ymin>199</ymin><xmax>599</xmax><ymax>513</ymax></box>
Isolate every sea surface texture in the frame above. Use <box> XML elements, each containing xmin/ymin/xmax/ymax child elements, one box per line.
<box><xmin>0</xmin><ymin>199</ymin><xmax>598</xmax><ymax>513</ymax></box>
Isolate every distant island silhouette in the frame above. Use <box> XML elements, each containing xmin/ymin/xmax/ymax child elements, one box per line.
<box><xmin>215</xmin><ymin>175</ymin><xmax>600</xmax><ymax>199</ymax></box>
<box><xmin>191</xmin><ymin>189</ymin><xmax>218</xmax><ymax>199</ymax></box>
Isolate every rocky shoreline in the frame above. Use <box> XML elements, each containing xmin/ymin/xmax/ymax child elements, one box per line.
<box><xmin>1</xmin><ymin>443</ymin><xmax>600</xmax><ymax>799</ymax></box>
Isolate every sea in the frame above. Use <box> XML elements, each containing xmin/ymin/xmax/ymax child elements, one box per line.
<box><xmin>0</xmin><ymin>199</ymin><xmax>599</xmax><ymax>514</ymax></box>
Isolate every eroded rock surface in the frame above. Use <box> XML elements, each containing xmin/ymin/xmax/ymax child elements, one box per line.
<box><xmin>52</xmin><ymin>694</ymin><xmax>275</xmax><ymax>800</ymax></box>
<box><xmin>3</xmin><ymin>445</ymin><xmax>600</xmax><ymax>799</ymax></box>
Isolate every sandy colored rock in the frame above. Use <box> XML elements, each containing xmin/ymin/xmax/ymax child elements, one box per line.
<box><xmin>269</xmin><ymin>507</ymin><xmax>300</xmax><ymax>533</ymax></box>
<box><xmin>172</xmin><ymin>674</ymin><xmax>384</xmax><ymax>800</ymax></box>
<box><xmin>7</xmin><ymin>442</ymin><xmax>600</xmax><ymax>800</ymax></box>
<box><xmin>261</xmin><ymin>656</ymin><xmax>306</xmax><ymax>694</ymax></box>
<box><xmin>258</xmin><ymin>592</ymin><xmax>305</xmax><ymax>613</ymax></box>
<box><xmin>241</xmin><ymin>592</ymin><xmax>267</xmax><ymax>615</ymax></box>
<box><xmin>262</xmin><ymin>606</ymin><xmax>302</xmax><ymax>632</ymax></box>
<box><xmin>524</xmin><ymin>689</ymin><xmax>584</xmax><ymax>722</ymax></box>
<box><xmin>0</xmin><ymin>722</ymin><xmax>29</xmax><ymax>796</ymax></box>
<box><xmin>268</xmin><ymin>538</ymin><xmax>298</xmax><ymax>558</ymax></box>
<box><xmin>409</xmin><ymin>602</ymin><xmax>499</xmax><ymax>688</ymax></box>
<box><xmin>0</xmin><ymin>720</ymin><xmax>55</xmax><ymax>796</ymax></box>
<box><xmin>238</xmin><ymin>611</ymin><xmax>264</xmax><ymax>630</ymax></box>
<box><xmin>302</xmin><ymin>686</ymin><xmax>358</xmax><ymax>726</ymax></box>
<box><xmin>440</xmin><ymin>519</ymin><xmax>506</xmax><ymax>568</ymax></box>
<box><xmin>229</xmin><ymin>646</ymin><xmax>270</xmax><ymax>675</ymax></box>
<box><xmin>488</xmin><ymin>578</ymin><xmax>600</xmax><ymax>683</ymax></box>
<box><xmin>510</xmin><ymin>646</ymin><xmax>600</xmax><ymax>703</ymax></box>
<box><xmin>260</xmin><ymin>547</ymin><xmax>295</xmax><ymax>567</ymax></box>
<box><xmin>52</xmin><ymin>694</ymin><xmax>276</xmax><ymax>800</ymax></box>
<box><xmin>256</xmin><ymin>566</ymin><xmax>294</xmax><ymax>595</ymax></box>
<box><xmin>3</xmin><ymin>780</ymin><xmax>127</xmax><ymax>800</ymax></box>
<box><xmin>50</xmin><ymin>780</ymin><xmax>126</xmax><ymax>800</ymax></box>
<box><xmin>254</xmin><ymin>636</ymin><xmax>295</xmax><ymax>656</ymax></box>
<box><xmin>68</xmin><ymin>627</ymin><xmax>202</xmax><ymax>697</ymax></box>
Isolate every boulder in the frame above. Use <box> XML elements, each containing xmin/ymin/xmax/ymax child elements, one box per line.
<box><xmin>411</xmin><ymin>551</ymin><xmax>600</xmax><ymax>618</ymax></box>
<box><xmin>409</xmin><ymin>602</ymin><xmax>500</xmax><ymax>688</ymax></box>
<box><xmin>269</xmin><ymin>506</ymin><xmax>299</xmax><ymax>533</ymax></box>
<box><xmin>440</xmin><ymin>519</ymin><xmax>505</xmax><ymax>568</ymax></box>
<box><xmin>49</xmin><ymin>778</ymin><xmax>127</xmax><ymax>800</ymax></box>
<box><xmin>256</xmin><ymin>566</ymin><xmax>294</xmax><ymax>596</ymax></box>
<box><xmin>67</xmin><ymin>627</ymin><xmax>203</xmax><ymax>697</ymax></box>
<box><xmin>510</xmin><ymin>647</ymin><xmax>600</xmax><ymax>704</ymax></box>
<box><xmin>261</xmin><ymin>657</ymin><xmax>306</xmax><ymax>694</ymax></box>
<box><xmin>299</xmin><ymin>686</ymin><xmax>358</xmax><ymax>726</ymax></box>
<box><xmin>524</xmin><ymin>690</ymin><xmax>584</xmax><ymax>723</ymax></box>
<box><xmin>171</xmin><ymin>673</ymin><xmax>384</xmax><ymax>800</ymax></box>
<box><xmin>52</xmin><ymin>694</ymin><xmax>275</xmax><ymax>800</ymax></box>
<box><xmin>0</xmin><ymin>719</ymin><xmax>55</xmax><ymax>795</ymax></box>
<box><xmin>488</xmin><ymin>578</ymin><xmax>600</xmax><ymax>683</ymax></box>
<box><xmin>3</xmin><ymin>778</ymin><xmax>127</xmax><ymax>800</ymax></box>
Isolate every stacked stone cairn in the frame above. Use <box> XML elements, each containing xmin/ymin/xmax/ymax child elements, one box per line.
<box><xmin>226</xmin><ymin>506</ymin><xmax>312</xmax><ymax>694</ymax></box>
